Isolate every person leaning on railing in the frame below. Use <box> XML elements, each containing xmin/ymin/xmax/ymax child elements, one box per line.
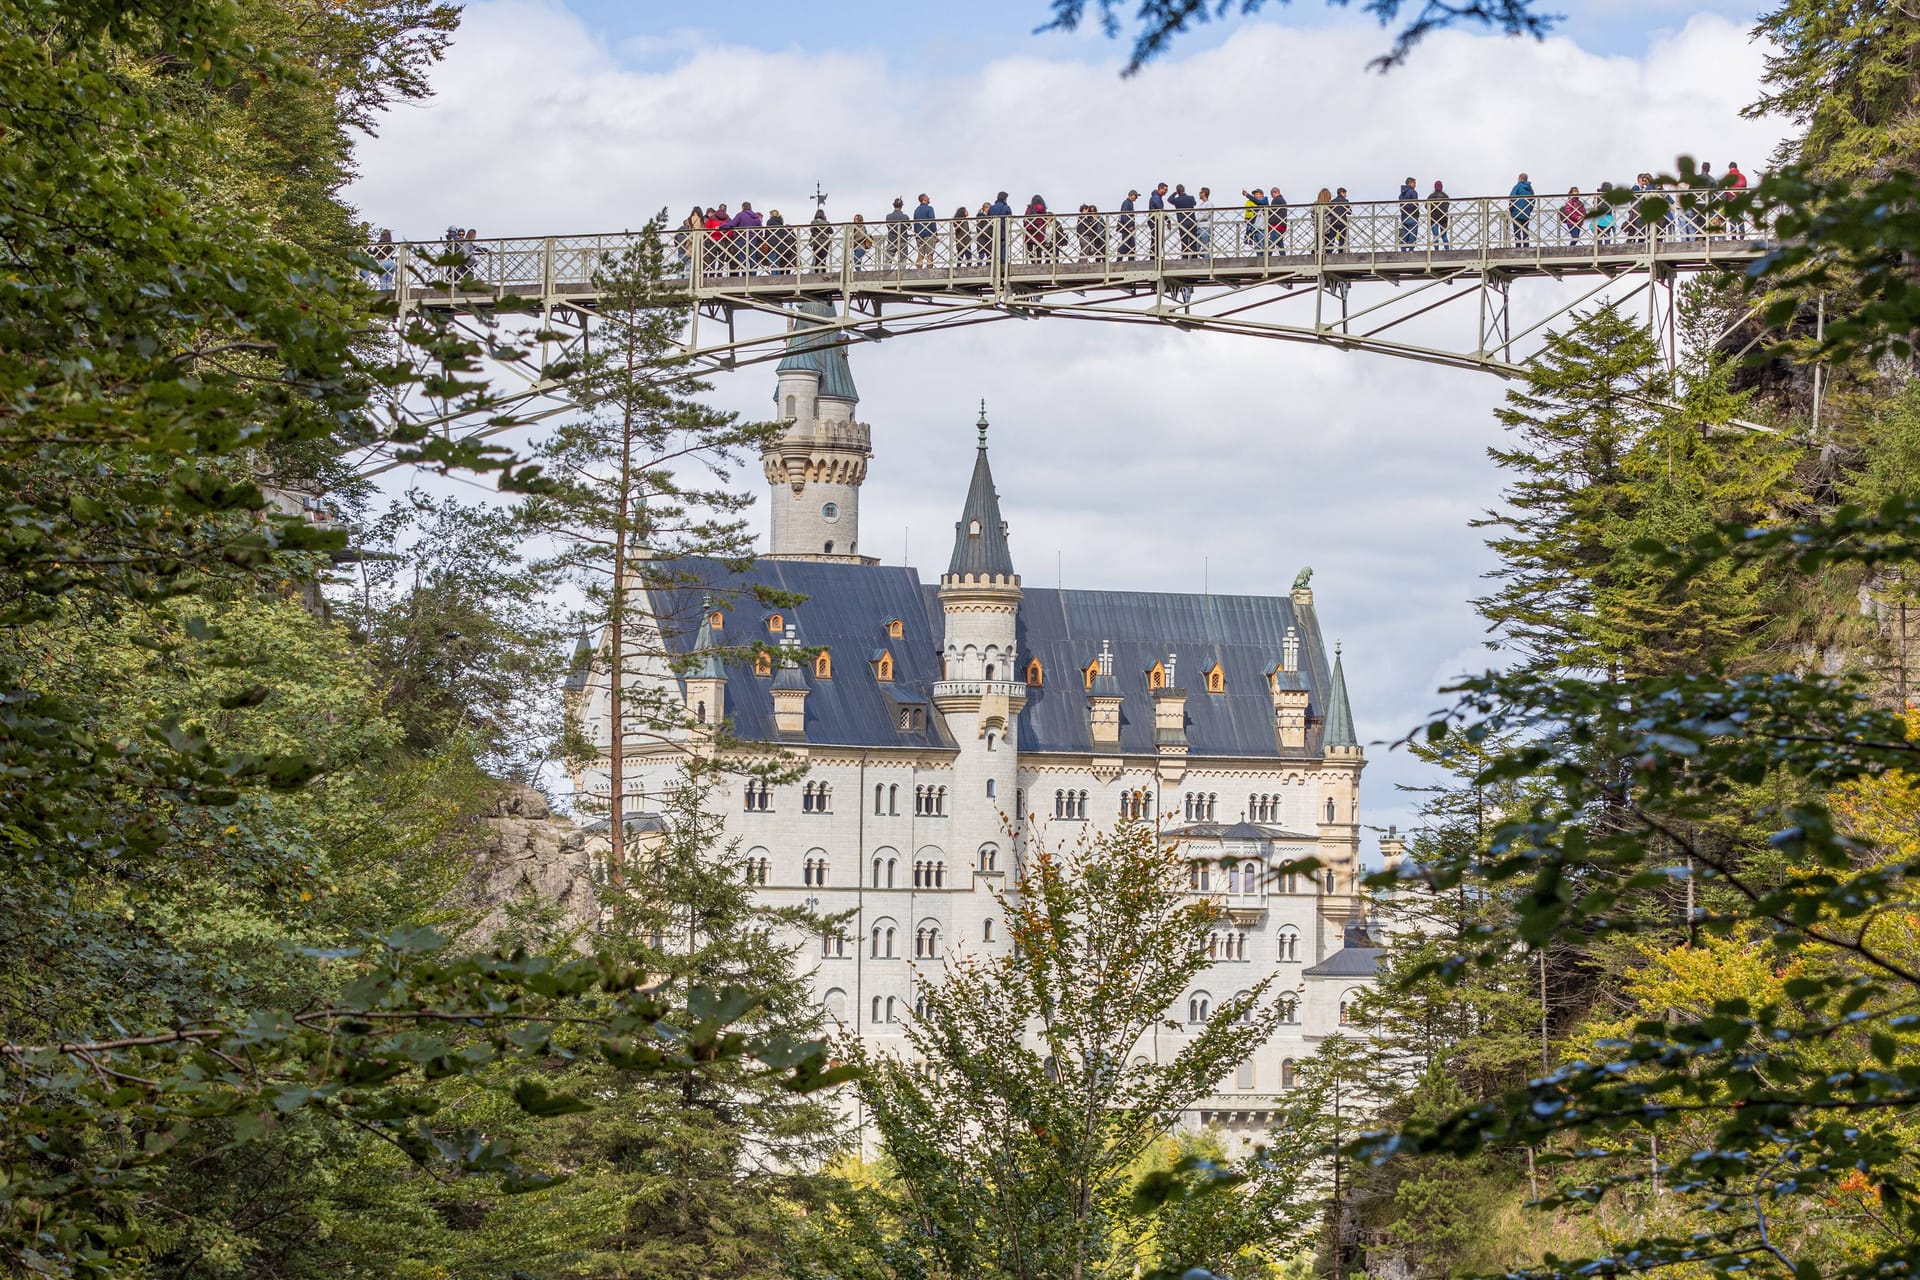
<box><xmin>810</xmin><ymin>208</ymin><xmax>831</xmax><ymax>270</ymax></box>
<box><xmin>953</xmin><ymin>206</ymin><xmax>973</xmax><ymax>266</ymax></box>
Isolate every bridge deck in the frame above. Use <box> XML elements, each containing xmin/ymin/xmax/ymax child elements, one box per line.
<box><xmin>376</xmin><ymin>191</ymin><xmax>1770</xmax><ymax>312</ymax></box>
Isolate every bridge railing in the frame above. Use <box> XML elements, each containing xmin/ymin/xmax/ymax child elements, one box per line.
<box><xmin>370</xmin><ymin>190</ymin><xmax>1766</xmax><ymax>301</ymax></box>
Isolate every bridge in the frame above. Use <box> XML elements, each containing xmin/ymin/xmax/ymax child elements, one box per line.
<box><xmin>369</xmin><ymin>190</ymin><xmax>1773</xmax><ymax>467</ymax></box>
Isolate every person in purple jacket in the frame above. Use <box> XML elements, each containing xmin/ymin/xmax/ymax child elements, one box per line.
<box><xmin>728</xmin><ymin>201</ymin><xmax>764</xmax><ymax>272</ymax></box>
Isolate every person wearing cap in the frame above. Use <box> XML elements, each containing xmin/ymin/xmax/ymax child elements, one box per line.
<box><xmin>1242</xmin><ymin>186</ymin><xmax>1268</xmax><ymax>252</ymax></box>
<box><xmin>913</xmin><ymin>193</ymin><xmax>937</xmax><ymax>267</ymax></box>
<box><xmin>884</xmin><ymin>196</ymin><xmax>910</xmax><ymax>269</ymax></box>
<box><xmin>1118</xmin><ymin>189</ymin><xmax>1139</xmax><ymax>258</ymax></box>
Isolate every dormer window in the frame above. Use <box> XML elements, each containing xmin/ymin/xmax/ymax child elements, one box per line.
<box><xmin>767</xmin><ymin>613</ymin><xmax>784</xmax><ymax>635</ymax></box>
<box><xmin>1083</xmin><ymin>660</ymin><xmax>1100</xmax><ymax>691</ymax></box>
<box><xmin>814</xmin><ymin>651</ymin><xmax>833</xmax><ymax>679</ymax></box>
<box><xmin>873</xmin><ymin>652</ymin><xmax>894</xmax><ymax>682</ymax></box>
<box><xmin>1205</xmin><ymin>662</ymin><xmax>1225</xmax><ymax>694</ymax></box>
<box><xmin>885</xmin><ymin>618</ymin><xmax>904</xmax><ymax>639</ymax></box>
<box><xmin>754</xmin><ymin>651</ymin><xmax>772</xmax><ymax>677</ymax></box>
<box><xmin>1147</xmin><ymin>661</ymin><xmax>1166</xmax><ymax>691</ymax></box>
<box><xmin>1026</xmin><ymin>657</ymin><xmax>1044</xmax><ymax>687</ymax></box>
<box><xmin>709</xmin><ymin>609</ymin><xmax>724</xmax><ymax>631</ymax></box>
<box><xmin>968</xmin><ymin>519</ymin><xmax>982</xmax><ymax>536</ymax></box>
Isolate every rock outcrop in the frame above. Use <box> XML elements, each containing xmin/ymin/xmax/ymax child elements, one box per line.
<box><xmin>458</xmin><ymin>782</ymin><xmax>603</xmax><ymax>937</ymax></box>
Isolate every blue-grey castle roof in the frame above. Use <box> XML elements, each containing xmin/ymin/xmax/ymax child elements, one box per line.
<box><xmin>776</xmin><ymin>300</ymin><xmax>858</xmax><ymax>402</ymax></box>
<box><xmin>1324</xmin><ymin>648</ymin><xmax>1358</xmax><ymax>748</ymax></box>
<box><xmin>650</xmin><ymin>559</ymin><xmax>1342</xmax><ymax>757</ymax></box>
<box><xmin>947</xmin><ymin>418</ymin><xmax>1016</xmax><ymax>580</ymax></box>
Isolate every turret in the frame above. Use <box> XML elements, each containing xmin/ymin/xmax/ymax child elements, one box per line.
<box><xmin>686</xmin><ymin>597</ymin><xmax>726</xmax><ymax>734</ymax></box>
<box><xmin>1317</xmin><ymin>643</ymin><xmax>1365</xmax><ymax>897</ymax></box>
<box><xmin>934</xmin><ymin>404</ymin><xmax>1025</xmax><ymax>869</ymax></box>
<box><xmin>764</xmin><ymin>302</ymin><xmax>871</xmax><ymax>560</ymax></box>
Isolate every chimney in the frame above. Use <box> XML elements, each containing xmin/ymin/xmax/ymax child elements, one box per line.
<box><xmin>770</xmin><ymin>626</ymin><xmax>809</xmax><ymax>737</ymax></box>
<box><xmin>1379</xmin><ymin>824</ymin><xmax>1407</xmax><ymax>875</ymax></box>
<box><xmin>1087</xmin><ymin>639</ymin><xmax>1123</xmax><ymax>747</ymax></box>
<box><xmin>1152</xmin><ymin>649</ymin><xmax>1188</xmax><ymax>750</ymax></box>
<box><xmin>1272</xmin><ymin>628</ymin><xmax>1309</xmax><ymax>750</ymax></box>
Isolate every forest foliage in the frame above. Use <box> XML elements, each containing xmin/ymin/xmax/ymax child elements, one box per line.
<box><xmin>9</xmin><ymin>0</ymin><xmax>1920</xmax><ymax>1277</ymax></box>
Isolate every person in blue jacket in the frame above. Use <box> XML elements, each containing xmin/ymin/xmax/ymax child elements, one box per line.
<box><xmin>988</xmin><ymin>191</ymin><xmax>1013</xmax><ymax>258</ymax></box>
<box><xmin>1508</xmin><ymin>173</ymin><xmax>1535</xmax><ymax>247</ymax></box>
<box><xmin>1398</xmin><ymin>177</ymin><xmax>1419</xmax><ymax>248</ymax></box>
<box><xmin>1118</xmin><ymin>189</ymin><xmax>1139</xmax><ymax>258</ymax></box>
<box><xmin>1148</xmin><ymin>182</ymin><xmax>1168</xmax><ymax>257</ymax></box>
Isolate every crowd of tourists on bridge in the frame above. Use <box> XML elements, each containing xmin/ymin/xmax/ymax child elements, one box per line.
<box><xmin>373</xmin><ymin>164</ymin><xmax>1758</xmax><ymax>287</ymax></box>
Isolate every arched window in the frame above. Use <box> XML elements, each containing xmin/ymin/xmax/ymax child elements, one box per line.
<box><xmin>1055</xmin><ymin>789</ymin><xmax>1066</xmax><ymax>819</ymax></box>
<box><xmin>916</xmin><ymin>921</ymin><xmax>942</xmax><ymax>958</ymax></box>
<box><xmin>1083</xmin><ymin>660</ymin><xmax>1100</xmax><ymax>691</ymax></box>
<box><xmin>1325</xmin><ymin>797</ymin><xmax>1337</xmax><ymax>823</ymax></box>
<box><xmin>802</xmin><ymin>783</ymin><xmax>815</xmax><ymax>813</ymax></box>
<box><xmin>1026</xmin><ymin>657</ymin><xmax>1044</xmax><ymax>687</ymax></box>
<box><xmin>754</xmin><ymin>651</ymin><xmax>772</xmax><ymax>677</ymax></box>
<box><xmin>984</xmin><ymin>918</ymin><xmax>995</xmax><ymax>941</ymax></box>
<box><xmin>934</xmin><ymin>862</ymin><xmax>946</xmax><ymax>888</ymax></box>
<box><xmin>936</xmin><ymin>787</ymin><xmax>947</xmax><ymax>815</ymax></box>
<box><xmin>824</xmin><ymin>541</ymin><xmax>834</xmax><ymax>554</ymax></box>
<box><xmin>888</xmin><ymin>858</ymin><xmax>897</xmax><ymax>888</ymax></box>
<box><xmin>1188</xmin><ymin>993</ymin><xmax>1212</xmax><ymax>1023</ymax></box>
<box><xmin>875</xmin><ymin>783</ymin><xmax>885</xmax><ymax>815</ymax></box>
<box><xmin>767</xmin><ymin>613</ymin><xmax>783</xmax><ymax>635</ymax></box>
<box><xmin>1279</xmin><ymin>997</ymin><xmax>1299</xmax><ymax>1024</ymax></box>
<box><xmin>709</xmin><ymin>609</ymin><xmax>724</xmax><ymax>632</ymax></box>
<box><xmin>985</xmin><ymin>730</ymin><xmax>998</xmax><ymax>752</ymax></box>
<box><xmin>1242</xmin><ymin>860</ymin><xmax>1261</xmax><ymax>894</ymax></box>
<box><xmin>871</xmin><ymin>995</ymin><xmax>882</xmax><ymax>1022</ymax></box>
<box><xmin>1340</xmin><ymin>989</ymin><xmax>1363</xmax><ymax>1024</ymax></box>
<box><xmin>695</xmin><ymin>700</ymin><xmax>707</xmax><ymax>724</ymax></box>
<box><xmin>914</xmin><ymin>993</ymin><xmax>930</xmax><ymax>1020</ymax></box>
<box><xmin>1248</xmin><ymin>793</ymin><xmax>1259</xmax><ymax>821</ymax></box>
<box><xmin>1206</xmin><ymin>663</ymin><xmax>1225</xmax><ymax>694</ymax></box>
<box><xmin>824</xmin><ymin>988</ymin><xmax>848</xmax><ymax>1023</ymax></box>
<box><xmin>1281</xmin><ymin>1058</ymin><xmax>1298</xmax><ymax>1089</ymax></box>
<box><xmin>1188</xmin><ymin>862</ymin><xmax>1210</xmax><ymax>892</ymax></box>
<box><xmin>888</xmin><ymin>784</ymin><xmax>899</xmax><ymax>815</ymax></box>
<box><xmin>1207</xmin><ymin>793</ymin><xmax>1218</xmax><ymax>821</ymax></box>
<box><xmin>986</xmin><ymin>778</ymin><xmax>997</xmax><ymax>798</ymax></box>
<box><xmin>1077</xmin><ymin>790</ymin><xmax>1088</xmax><ymax>818</ymax></box>
<box><xmin>979</xmin><ymin>844</ymin><xmax>998</xmax><ymax>873</ymax></box>
<box><xmin>886</xmin><ymin>618</ymin><xmax>904</xmax><ymax>639</ymax></box>
<box><xmin>815</xmin><ymin>651</ymin><xmax>832</xmax><ymax>679</ymax></box>
<box><xmin>885</xmin><ymin>996</ymin><xmax>898</xmax><ymax>1023</ymax></box>
<box><xmin>872</xmin><ymin>856</ymin><xmax>883</xmax><ymax>888</ymax></box>
<box><xmin>984</xmin><ymin>662</ymin><xmax>996</xmax><ymax>681</ymax></box>
<box><xmin>1147</xmin><ymin>661</ymin><xmax>1166</xmax><ymax>690</ymax></box>
<box><xmin>874</xmin><ymin>652</ymin><xmax>894</xmax><ymax>682</ymax></box>
<box><xmin>1237</xmin><ymin>1060</ymin><xmax>1254</xmax><ymax>1090</ymax></box>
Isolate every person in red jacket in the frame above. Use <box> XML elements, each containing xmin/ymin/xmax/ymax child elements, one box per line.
<box><xmin>1725</xmin><ymin>161</ymin><xmax>1750</xmax><ymax>235</ymax></box>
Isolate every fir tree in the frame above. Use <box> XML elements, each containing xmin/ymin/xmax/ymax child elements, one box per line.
<box><xmin>1749</xmin><ymin>0</ymin><xmax>1920</xmax><ymax>180</ymax></box>
<box><xmin>517</xmin><ymin>223</ymin><xmax>779</xmax><ymax>874</ymax></box>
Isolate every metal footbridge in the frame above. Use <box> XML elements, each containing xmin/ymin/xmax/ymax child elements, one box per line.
<box><xmin>370</xmin><ymin>190</ymin><xmax>1773</xmax><ymax>457</ymax></box>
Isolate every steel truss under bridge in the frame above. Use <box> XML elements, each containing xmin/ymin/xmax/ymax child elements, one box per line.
<box><xmin>368</xmin><ymin>190</ymin><xmax>1773</xmax><ymax>463</ymax></box>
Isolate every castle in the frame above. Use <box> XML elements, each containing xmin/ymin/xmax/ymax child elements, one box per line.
<box><xmin>567</xmin><ymin>305</ymin><xmax>1395</xmax><ymax>1136</ymax></box>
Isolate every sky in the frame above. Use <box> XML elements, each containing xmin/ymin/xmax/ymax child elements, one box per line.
<box><xmin>348</xmin><ymin>0</ymin><xmax>1787</xmax><ymax>851</ymax></box>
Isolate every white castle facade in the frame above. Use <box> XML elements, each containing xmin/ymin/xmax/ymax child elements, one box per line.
<box><xmin>567</xmin><ymin>307</ymin><xmax>1399</xmax><ymax>1138</ymax></box>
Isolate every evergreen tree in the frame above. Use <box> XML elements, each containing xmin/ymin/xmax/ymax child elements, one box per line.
<box><xmin>1473</xmin><ymin>304</ymin><xmax>1670</xmax><ymax>672</ymax></box>
<box><xmin>1750</xmin><ymin>0</ymin><xmax>1920</xmax><ymax>180</ymax></box>
<box><xmin>517</xmin><ymin>226</ymin><xmax>779</xmax><ymax>874</ymax></box>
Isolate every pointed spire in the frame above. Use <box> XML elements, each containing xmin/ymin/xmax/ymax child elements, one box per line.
<box><xmin>563</xmin><ymin>624</ymin><xmax>594</xmax><ymax>692</ymax></box>
<box><xmin>776</xmin><ymin>300</ymin><xmax>858</xmax><ymax>402</ymax></box>
<box><xmin>691</xmin><ymin>596</ymin><xmax>725</xmax><ymax>680</ymax></box>
<box><xmin>947</xmin><ymin>404</ymin><xmax>1016</xmax><ymax>580</ymax></box>
<box><xmin>1324</xmin><ymin>642</ymin><xmax>1358</xmax><ymax>749</ymax></box>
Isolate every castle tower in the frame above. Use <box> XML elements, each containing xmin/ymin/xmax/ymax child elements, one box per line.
<box><xmin>764</xmin><ymin>302</ymin><xmax>871</xmax><ymax>560</ymax></box>
<box><xmin>934</xmin><ymin>405</ymin><xmax>1025</xmax><ymax>899</ymax></box>
<box><xmin>1318</xmin><ymin>644</ymin><xmax>1365</xmax><ymax>899</ymax></box>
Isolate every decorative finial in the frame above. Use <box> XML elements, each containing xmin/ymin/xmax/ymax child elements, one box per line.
<box><xmin>812</xmin><ymin>182</ymin><xmax>829</xmax><ymax>210</ymax></box>
<box><xmin>1099</xmin><ymin>639</ymin><xmax>1113</xmax><ymax>676</ymax></box>
<box><xmin>784</xmin><ymin>624</ymin><xmax>797</xmax><ymax>648</ymax></box>
<box><xmin>977</xmin><ymin>399</ymin><xmax>989</xmax><ymax>448</ymax></box>
<box><xmin>1336</xmin><ymin>640</ymin><xmax>1343</xmax><ymax>657</ymax></box>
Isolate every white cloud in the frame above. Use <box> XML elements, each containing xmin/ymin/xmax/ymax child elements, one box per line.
<box><xmin>351</xmin><ymin>3</ymin><xmax>1786</xmax><ymax>849</ymax></box>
